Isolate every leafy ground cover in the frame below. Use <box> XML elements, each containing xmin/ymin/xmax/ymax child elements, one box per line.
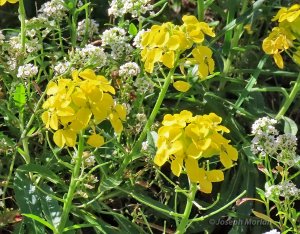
<box><xmin>0</xmin><ymin>0</ymin><xmax>299</xmax><ymax>233</ymax></box>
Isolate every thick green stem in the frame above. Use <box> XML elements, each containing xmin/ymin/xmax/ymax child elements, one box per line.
<box><xmin>175</xmin><ymin>183</ymin><xmax>198</xmax><ymax>234</ymax></box>
<box><xmin>115</xmin><ymin>66</ymin><xmax>176</xmax><ymax>178</ymax></box>
<box><xmin>19</xmin><ymin>0</ymin><xmax>26</xmax><ymax>55</ymax></box>
<box><xmin>56</xmin><ymin>133</ymin><xmax>84</xmax><ymax>233</ymax></box>
<box><xmin>197</xmin><ymin>0</ymin><xmax>205</xmax><ymax>21</ymax></box>
<box><xmin>276</xmin><ymin>73</ymin><xmax>300</xmax><ymax>120</ymax></box>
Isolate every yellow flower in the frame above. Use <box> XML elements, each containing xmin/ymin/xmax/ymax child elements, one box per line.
<box><xmin>181</xmin><ymin>15</ymin><xmax>215</xmax><ymax>43</ymax></box>
<box><xmin>154</xmin><ymin>111</ymin><xmax>238</xmax><ymax>193</ymax></box>
<box><xmin>272</xmin><ymin>4</ymin><xmax>300</xmax><ymax>23</ymax></box>
<box><xmin>41</xmin><ymin>69</ymin><xmax>126</xmax><ymax>148</ymax></box>
<box><xmin>191</xmin><ymin>46</ymin><xmax>215</xmax><ymax>78</ymax></box>
<box><xmin>262</xmin><ymin>27</ymin><xmax>295</xmax><ymax>68</ymax></box>
<box><xmin>0</xmin><ymin>0</ymin><xmax>18</xmax><ymax>6</ymax></box>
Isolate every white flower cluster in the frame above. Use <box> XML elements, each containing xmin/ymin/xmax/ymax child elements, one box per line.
<box><xmin>251</xmin><ymin>117</ymin><xmax>278</xmax><ymax>136</ymax></box>
<box><xmin>101</xmin><ymin>27</ymin><xmax>127</xmax><ymax>46</ymax></box>
<box><xmin>119</xmin><ymin>62</ymin><xmax>140</xmax><ymax>77</ymax></box>
<box><xmin>251</xmin><ymin>117</ymin><xmax>299</xmax><ymax>167</ymax></box>
<box><xmin>38</xmin><ymin>0</ymin><xmax>67</xmax><ymax>20</ymax></box>
<box><xmin>26</xmin><ymin>17</ymin><xmax>54</xmax><ymax>38</ymax></box>
<box><xmin>53</xmin><ymin>61</ymin><xmax>71</xmax><ymax>76</ymax></box>
<box><xmin>17</xmin><ymin>63</ymin><xmax>39</xmax><ymax>79</ymax></box>
<box><xmin>9</xmin><ymin>36</ymin><xmax>41</xmax><ymax>56</ymax></box>
<box><xmin>262</xmin><ymin>229</ymin><xmax>281</xmax><ymax>234</ymax></box>
<box><xmin>108</xmin><ymin>0</ymin><xmax>153</xmax><ymax>18</ymax></box>
<box><xmin>134</xmin><ymin>76</ymin><xmax>154</xmax><ymax>94</ymax></box>
<box><xmin>77</xmin><ymin>19</ymin><xmax>99</xmax><ymax>41</ymax></box>
<box><xmin>101</xmin><ymin>27</ymin><xmax>133</xmax><ymax>61</ymax></box>
<box><xmin>276</xmin><ymin>133</ymin><xmax>300</xmax><ymax>166</ymax></box>
<box><xmin>265</xmin><ymin>181</ymin><xmax>300</xmax><ymax>199</ymax></box>
<box><xmin>0</xmin><ymin>30</ymin><xmax>5</xmax><ymax>45</ymax></box>
<box><xmin>71</xmin><ymin>44</ymin><xmax>107</xmax><ymax>69</ymax></box>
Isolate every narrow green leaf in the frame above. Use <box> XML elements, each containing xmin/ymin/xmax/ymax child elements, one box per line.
<box><xmin>252</xmin><ymin>210</ymin><xmax>280</xmax><ymax>228</ymax></box>
<box><xmin>22</xmin><ymin>214</ymin><xmax>55</xmax><ymax>231</ymax></box>
<box><xmin>17</xmin><ymin>164</ymin><xmax>64</xmax><ymax>184</ymax></box>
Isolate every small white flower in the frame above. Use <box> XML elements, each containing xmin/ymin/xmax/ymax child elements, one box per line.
<box><xmin>119</xmin><ymin>62</ymin><xmax>140</xmax><ymax>77</ymax></box>
<box><xmin>101</xmin><ymin>27</ymin><xmax>127</xmax><ymax>46</ymax></box>
<box><xmin>77</xmin><ymin>19</ymin><xmax>99</xmax><ymax>41</ymax></box>
<box><xmin>38</xmin><ymin>0</ymin><xmax>67</xmax><ymax>20</ymax></box>
<box><xmin>17</xmin><ymin>63</ymin><xmax>39</xmax><ymax>79</ymax></box>
<box><xmin>262</xmin><ymin>229</ymin><xmax>281</xmax><ymax>234</ymax></box>
<box><xmin>53</xmin><ymin>61</ymin><xmax>71</xmax><ymax>76</ymax></box>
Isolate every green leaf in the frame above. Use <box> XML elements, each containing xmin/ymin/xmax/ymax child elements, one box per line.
<box><xmin>99</xmin><ymin>176</ymin><xmax>122</xmax><ymax>192</ymax></box>
<box><xmin>252</xmin><ymin>210</ymin><xmax>280</xmax><ymax>228</ymax></box>
<box><xmin>282</xmin><ymin>116</ymin><xmax>298</xmax><ymax>135</ymax></box>
<box><xmin>13</xmin><ymin>84</ymin><xmax>26</xmax><ymax>110</ymax></box>
<box><xmin>13</xmin><ymin>171</ymin><xmax>45</xmax><ymax>234</ymax></box>
<box><xmin>17</xmin><ymin>164</ymin><xmax>64</xmax><ymax>185</ymax></box>
<box><xmin>128</xmin><ymin>23</ymin><xmax>138</xmax><ymax>36</ymax></box>
<box><xmin>22</xmin><ymin>214</ymin><xmax>55</xmax><ymax>231</ymax></box>
<box><xmin>39</xmin><ymin>184</ymin><xmax>62</xmax><ymax>229</ymax></box>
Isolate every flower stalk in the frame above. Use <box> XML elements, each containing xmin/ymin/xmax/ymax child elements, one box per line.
<box><xmin>115</xmin><ymin>65</ymin><xmax>176</xmax><ymax>178</ymax></box>
<box><xmin>276</xmin><ymin>72</ymin><xmax>300</xmax><ymax>119</ymax></box>
<box><xmin>18</xmin><ymin>0</ymin><xmax>26</xmax><ymax>55</ymax></box>
<box><xmin>56</xmin><ymin>132</ymin><xmax>84</xmax><ymax>233</ymax></box>
<box><xmin>175</xmin><ymin>182</ymin><xmax>198</xmax><ymax>234</ymax></box>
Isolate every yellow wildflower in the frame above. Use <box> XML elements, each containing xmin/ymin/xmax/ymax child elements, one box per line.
<box><xmin>42</xmin><ymin>69</ymin><xmax>126</xmax><ymax>148</ymax></box>
<box><xmin>272</xmin><ymin>4</ymin><xmax>300</xmax><ymax>23</ymax></box>
<box><xmin>154</xmin><ymin>111</ymin><xmax>238</xmax><ymax>193</ymax></box>
<box><xmin>262</xmin><ymin>27</ymin><xmax>295</xmax><ymax>68</ymax></box>
<box><xmin>0</xmin><ymin>0</ymin><xmax>18</xmax><ymax>6</ymax></box>
<box><xmin>191</xmin><ymin>46</ymin><xmax>215</xmax><ymax>78</ymax></box>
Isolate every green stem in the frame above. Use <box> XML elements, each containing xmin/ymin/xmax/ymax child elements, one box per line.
<box><xmin>175</xmin><ymin>183</ymin><xmax>198</xmax><ymax>234</ymax></box>
<box><xmin>197</xmin><ymin>0</ymin><xmax>205</xmax><ymax>21</ymax></box>
<box><xmin>276</xmin><ymin>72</ymin><xmax>300</xmax><ymax>120</ymax></box>
<box><xmin>19</xmin><ymin>0</ymin><xmax>26</xmax><ymax>55</ymax></box>
<box><xmin>56</xmin><ymin>133</ymin><xmax>85</xmax><ymax>233</ymax></box>
<box><xmin>115</xmin><ymin>66</ymin><xmax>176</xmax><ymax>178</ymax></box>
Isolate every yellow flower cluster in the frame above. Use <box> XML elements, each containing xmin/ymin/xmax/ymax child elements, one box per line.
<box><xmin>262</xmin><ymin>4</ymin><xmax>300</xmax><ymax>68</ymax></box>
<box><xmin>41</xmin><ymin>69</ymin><xmax>126</xmax><ymax>148</ymax></box>
<box><xmin>154</xmin><ymin>110</ymin><xmax>238</xmax><ymax>193</ymax></box>
<box><xmin>140</xmin><ymin>15</ymin><xmax>215</xmax><ymax>86</ymax></box>
<box><xmin>0</xmin><ymin>0</ymin><xmax>18</xmax><ymax>6</ymax></box>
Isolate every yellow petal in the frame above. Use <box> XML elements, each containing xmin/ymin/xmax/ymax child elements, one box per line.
<box><xmin>115</xmin><ymin>104</ymin><xmax>126</xmax><ymax>121</ymax></box>
<box><xmin>79</xmin><ymin>69</ymin><xmax>97</xmax><ymax>80</ymax></box>
<box><xmin>171</xmin><ymin>156</ymin><xmax>183</xmax><ymax>177</ymax></box>
<box><xmin>50</xmin><ymin>113</ymin><xmax>59</xmax><ymax>130</ymax></box>
<box><xmin>220</xmin><ymin>150</ymin><xmax>233</xmax><ymax>168</ymax></box>
<box><xmin>87</xmin><ymin>134</ymin><xmax>105</xmax><ymax>147</ymax></box>
<box><xmin>206</xmin><ymin>170</ymin><xmax>224</xmax><ymax>182</ymax></box>
<box><xmin>273</xmin><ymin>53</ymin><xmax>284</xmax><ymax>69</ymax></box>
<box><xmin>41</xmin><ymin>111</ymin><xmax>50</xmax><ymax>129</ymax></box>
<box><xmin>173</xmin><ymin>81</ymin><xmax>191</xmax><ymax>92</ymax></box>
<box><xmin>161</xmin><ymin>51</ymin><xmax>175</xmax><ymax>68</ymax></box>
<box><xmin>185</xmin><ymin>157</ymin><xmax>200</xmax><ymax>182</ymax></box>
<box><xmin>63</xmin><ymin>129</ymin><xmax>77</xmax><ymax>147</ymax></box>
<box><xmin>53</xmin><ymin>130</ymin><xmax>65</xmax><ymax>148</ymax></box>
